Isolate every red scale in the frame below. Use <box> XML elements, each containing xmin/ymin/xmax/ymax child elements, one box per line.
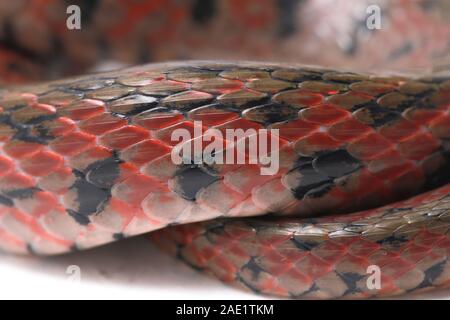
<box><xmin>121</xmin><ymin>139</ymin><xmax>172</xmax><ymax>167</ymax></box>
<box><xmin>0</xmin><ymin>172</ymin><xmax>36</xmax><ymax>190</ymax></box>
<box><xmin>430</xmin><ymin>113</ymin><xmax>450</xmax><ymax>138</ymax></box>
<box><xmin>100</xmin><ymin>125</ymin><xmax>150</xmax><ymax>150</ymax></box>
<box><xmin>14</xmin><ymin>190</ymin><xmax>60</xmax><ymax>217</ymax></box>
<box><xmin>12</xmin><ymin>209</ymin><xmax>71</xmax><ymax>245</ymax></box>
<box><xmin>68</xmin><ymin>146</ymin><xmax>112</xmax><ymax>170</ymax></box>
<box><xmin>310</xmin><ymin>241</ymin><xmax>347</xmax><ymax>263</ymax></box>
<box><xmin>272</xmin><ymin>118</ymin><xmax>320</xmax><ymax>141</ymax></box>
<box><xmin>211</xmin><ymin>255</ymin><xmax>239</xmax><ymax>281</ymax></box>
<box><xmin>188</xmin><ymin>107</ymin><xmax>239</xmax><ymax>127</ymax></box>
<box><xmin>50</xmin><ymin>131</ymin><xmax>96</xmax><ymax>156</ymax></box>
<box><xmin>397</xmin><ymin>132</ymin><xmax>440</xmax><ymax>161</ymax></box>
<box><xmin>43</xmin><ymin>117</ymin><xmax>76</xmax><ymax>137</ymax></box>
<box><xmin>378</xmin><ymin>118</ymin><xmax>421</xmax><ymax>142</ymax></box>
<box><xmin>112</xmin><ymin>173</ymin><xmax>167</xmax><ymax>208</ymax></box>
<box><xmin>368</xmin><ymin>149</ymin><xmax>414</xmax><ymax>180</ymax></box>
<box><xmin>328</xmin><ymin>117</ymin><xmax>373</xmax><ymax>142</ymax></box>
<box><xmin>79</xmin><ymin>113</ymin><xmax>127</xmax><ymax>135</ymax></box>
<box><xmin>260</xmin><ymin>253</ymin><xmax>294</xmax><ymax>276</ymax></box>
<box><xmin>380</xmin><ymin>257</ymin><xmax>416</xmax><ymax>279</ymax></box>
<box><xmin>197</xmin><ymin>180</ymin><xmax>248</xmax><ymax>213</ymax></box>
<box><xmin>274</xmin><ymin>89</ymin><xmax>324</xmax><ymax>107</ymax></box>
<box><xmin>347</xmin><ymin>240</ymin><xmax>381</xmax><ymax>258</ymax></box>
<box><xmin>37</xmin><ymin>167</ymin><xmax>74</xmax><ymax>194</ymax></box>
<box><xmin>400</xmin><ymin>243</ymin><xmax>435</xmax><ymax>264</ymax></box>
<box><xmin>348</xmin><ymin>132</ymin><xmax>394</xmax><ymax>160</ymax></box>
<box><xmin>299</xmin><ymin>103</ymin><xmax>351</xmax><ymax>125</ymax></box>
<box><xmin>294</xmin><ymin>132</ymin><xmax>343</xmax><ymax>156</ymax></box>
<box><xmin>0</xmin><ymin>156</ymin><xmax>13</xmax><ymax>178</ymax></box>
<box><xmin>3</xmin><ymin>140</ymin><xmax>44</xmax><ymax>158</ymax></box>
<box><xmin>133</xmin><ymin>111</ymin><xmax>184</xmax><ymax>131</ymax></box>
<box><xmin>405</xmin><ymin>108</ymin><xmax>445</xmax><ymax>125</ymax></box>
<box><xmin>294</xmin><ymin>253</ymin><xmax>332</xmax><ymax>279</ymax></box>
<box><xmin>20</xmin><ymin>150</ymin><xmax>63</xmax><ymax>177</ymax></box>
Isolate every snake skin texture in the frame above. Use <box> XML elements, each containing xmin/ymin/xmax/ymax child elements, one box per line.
<box><xmin>2</xmin><ymin>0</ymin><xmax>450</xmax><ymax>83</ymax></box>
<box><xmin>0</xmin><ymin>61</ymin><xmax>449</xmax><ymax>298</ymax></box>
<box><xmin>152</xmin><ymin>183</ymin><xmax>450</xmax><ymax>299</ymax></box>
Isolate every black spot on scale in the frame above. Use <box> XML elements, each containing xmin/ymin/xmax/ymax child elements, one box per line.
<box><xmin>304</xmin><ymin>183</ymin><xmax>333</xmax><ymax>199</ymax></box>
<box><xmin>204</xmin><ymin>223</ymin><xmax>227</xmax><ymax>243</ymax></box>
<box><xmin>13</xmin><ymin>127</ymin><xmax>50</xmax><ymax>145</ymax></box>
<box><xmin>244</xmin><ymin>103</ymin><xmax>298</xmax><ymax>125</ymax></box>
<box><xmin>293</xmin><ymin>156</ymin><xmax>314</xmax><ymax>168</ymax></box>
<box><xmin>3</xmin><ymin>104</ymin><xmax>28</xmax><ymax>112</ymax></box>
<box><xmin>421</xmin><ymin>149</ymin><xmax>450</xmax><ymax>192</ymax></box>
<box><xmin>290</xmin><ymin>164</ymin><xmax>332</xmax><ymax>200</ymax></box>
<box><xmin>5</xmin><ymin>187</ymin><xmax>40</xmax><ymax>199</ymax></box>
<box><xmin>277</xmin><ymin>0</ymin><xmax>302</xmax><ymax>37</ymax></box>
<box><xmin>0</xmin><ymin>114</ymin><xmax>8</xmax><ymax>124</ymax></box>
<box><xmin>0</xmin><ymin>193</ymin><xmax>14</xmax><ymax>207</ymax></box>
<box><xmin>172</xmin><ymin>165</ymin><xmax>219</xmax><ymax>201</ymax></box>
<box><xmin>389</xmin><ymin>42</ymin><xmax>414</xmax><ymax>61</ymax></box>
<box><xmin>291</xmin><ymin>236</ymin><xmax>321</xmax><ymax>251</ymax></box>
<box><xmin>67</xmin><ymin>209</ymin><xmax>91</xmax><ymax>226</ymax></box>
<box><xmin>342</xmin><ymin>18</ymin><xmax>366</xmax><ymax>56</ymax></box>
<box><xmin>192</xmin><ymin>0</ymin><xmax>216</xmax><ymax>25</ymax></box>
<box><xmin>413</xmin><ymin>259</ymin><xmax>446</xmax><ymax>290</ymax></box>
<box><xmin>33</xmin><ymin>123</ymin><xmax>55</xmax><ymax>142</ymax></box>
<box><xmin>70</xmin><ymin>179</ymin><xmax>110</xmax><ymax>218</ymax></box>
<box><xmin>376</xmin><ymin>234</ymin><xmax>409</xmax><ymax>247</ymax></box>
<box><xmin>71</xmin><ymin>169</ymin><xmax>85</xmax><ymax>179</ymax></box>
<box><xmin>420</xmin><ymin>0</ymin><xmax>438</xmax><ymax>11</ymax></box>
<box><xmin>24</xmin><ymin>113</ymin><xmax>58</xmax><ymax>125</ymax></box>
<box><xmin>1</xmin><ymin>114</ymin><xmax>49</xmax><ymax>145</ymax></box>
<box><xmin>355</xmin><ymin>101</ymin><xmax>402</xmax><ymax>126</ymax></box>
<box><xmin>337</xmin><ymin>272</ymin><xmax>365</xmax><ymax>295</ymax></box>
<box><xmin>206</xmin><ymin>222</ymin><xmax>226</xmax><ymax>235</ymax></box>
<box><xmin>113</xmin><ymin>233</ymin><xmax>125</xmax><ymax>241</ymax></box>
<box><xmin>177</xmin><ymin>250</ymin><xmax>205</xmax><ymax>273</ymax></box>
<box><xmin>313</xmin><ymin>149</ymin><xmax>361</xmax><ymax>179</ymax></box>
<box><xmin>85</xmin><ymin>156</ymin><xmax>122</xmax><ymax>189</ymax></box>
<box><xmin>1</xmin><ymin>21</ymin><xmax>43</xmax><ymax>62</ymax></box>
<box><xmin>295</xmin><ymin>282</ymin><xmax>318</xmax><ymax>297</ymax></box>
<box><xmin>69</xmin><ymin>244</ymin><xmax>80</xmax><ymax>253</ymax></box>
<box><xmin>26</xmin><ymin>243</ymin><xmax>37</xmax><ymax>256</ymax></box>
<box><xmin>241</xmin><ymin>257</ymin><xmax>265</xmax><ymax>281</ymax></box>
<box><xmin>236</xmin><ymin>275</ymin><xmax>262</xmax><ymax>294</ymax></box>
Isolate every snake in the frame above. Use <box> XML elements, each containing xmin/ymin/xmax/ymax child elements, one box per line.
<box><xmin>0</xmin><ymin>61</ymin><xmax>449</xmax><ymax>299</ymax></box>
<box><xmin>1</xmin><ymin>0</ymin><xmax>450</xmax><ymax>300</ymax></box>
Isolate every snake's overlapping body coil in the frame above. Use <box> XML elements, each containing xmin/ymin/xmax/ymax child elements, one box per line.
<box><xmin>0</xmin><ymin>61</ymin><xmax>449</xmax><ymax>298</ymax></box>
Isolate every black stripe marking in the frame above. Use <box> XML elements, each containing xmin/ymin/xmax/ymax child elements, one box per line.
<box><xmin>0</xmin><ymin>194</ymin><xmax>14</xmax><ymax>207</ymax></box>
<box><xmin>313</xmin><ymin>149</ymin><xmax>361</xmax><ymax>178</ymax></box>
<box><xmin>291</xmin><ymin>164</ymin><xmax>332</xmax><ymax>200</ymax></box>
<box><xmin>85</xmin><ymin>156</ymin><xmax>122</xmax><ymax>189</ymax></box>
<box><xmin>70</xmin><ymin>179</ymin><xmax>110</xmax><ymax>217</ymax></box>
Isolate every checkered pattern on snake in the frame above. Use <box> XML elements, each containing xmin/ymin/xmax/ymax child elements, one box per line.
<box><xmin>0</xmin><ymin>61</ymin><xmax>449</xmax><ymax>298</ymax></box>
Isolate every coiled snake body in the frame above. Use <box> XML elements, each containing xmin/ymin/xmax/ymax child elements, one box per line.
<box><xmin>0</xmin><ymin>61</ymin><xmax>449</xmax><ymax>299</ymax></box>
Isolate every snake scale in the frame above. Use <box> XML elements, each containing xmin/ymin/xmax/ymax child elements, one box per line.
<box><xmin>0</xmin><ymin>61</ymin><xmax>449</xmax><ymax>299</ymax></box>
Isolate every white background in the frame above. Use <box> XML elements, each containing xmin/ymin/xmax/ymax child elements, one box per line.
<box><xmin>0</xmin><ymin>236</ymin><xmax>449</xmax><ymax>300</ymax></box>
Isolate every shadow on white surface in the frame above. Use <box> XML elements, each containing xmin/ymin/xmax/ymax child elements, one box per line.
<box><xmin>0</xmin><ymin>236</ymin><xmax>259</xmax><ymax>299</ymax></box>
<box><xmin>0</xmin><ymin>235</ymin><xmax>448</xmax><ymax>300</ymax></box>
